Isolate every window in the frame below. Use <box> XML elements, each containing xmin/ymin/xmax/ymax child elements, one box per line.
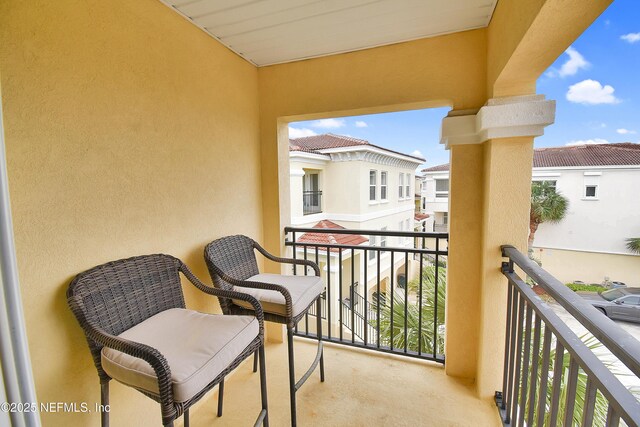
<box><xmin>443</xmin><ymin>212</ymin><xmax>448</xmax><ymax>225</ymax></box>
<box><xmin>368</xmin><ymin>236</ymin><xmax>377</xmax><ymax>260</ymax></box>
<box><xmin>398</xmin><ymin>173</ymin><xmax>404</xmax><ymax>198</ymax></box>
<box><xmin>380</xmin><ymin>227</ymin><xmax>387</xmax><ymax>248</ymax></box>
<box><xmin>405</xmin><ymin>218</ymin><xmax>411</xmax><ymax>243</ymax></box>
<box><xmin>435</xmin><ymin>179</ymin><xmax>449</xmax><ymax>197</ymax></box>
<box><xmin>422</xmin><ymin>198</ymin><xmax>426</xmax><ymax>209</ymax></box>
<box><xmin>585</xmin><ymin>185</ymin><xmax>597</xmax><ymax>198</ymax></box>
<box><xmin>621</xmin><ymin>296</ymin><xmax>640</xmax><ymax>306</ymax></box>
<box><xmin>369</xmin><ymin>170</ymin><xmax>377</xmax><ymax>201</ymax></box>
<box><xmin>405</xmin><ymin>173</ymin><xmax>410</xmax><ymax>198</ymax></box>
<box><xmin>380</xmin><ymin>171</ymin><xmax>388</xmax><ymax>200</ymax></box>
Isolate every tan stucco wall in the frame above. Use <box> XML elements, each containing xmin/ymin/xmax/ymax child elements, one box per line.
<box><xmin>0</xmin><ymin>1</ymin><xmax>261</xmax><ymax>425</ymax></box>
<box><xmin>532</xmin><ymin>248</ymin><xmax>640</xmax><ymax>287</ymax></box>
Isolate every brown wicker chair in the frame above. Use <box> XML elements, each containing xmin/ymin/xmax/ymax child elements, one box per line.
<box><xmin>204</xmin><ymin>235</ymin><xmax>325</xmax><ymax>427</ymax></box>
<box><xmin>67</xmin><ymin>254</ymin><xmax>269</xmax><ymax>427</ymax></box>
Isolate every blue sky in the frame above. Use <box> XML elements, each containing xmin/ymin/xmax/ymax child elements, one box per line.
<box><xmin>289</xmin><ymin>0</ymin><xmax>639</xmax><ymax>168</ymax></box>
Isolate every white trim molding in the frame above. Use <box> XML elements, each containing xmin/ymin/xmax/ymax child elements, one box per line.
<box><xmin>440</xmin><ymin>95</ymin><xmax>556</xmax><ymax>149</ymax></box>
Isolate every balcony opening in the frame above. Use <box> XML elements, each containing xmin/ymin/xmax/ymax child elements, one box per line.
<box><xmin>284</xmin><ymin>107</ymin><xmax>450</xmax><ymax>362</ymax></box>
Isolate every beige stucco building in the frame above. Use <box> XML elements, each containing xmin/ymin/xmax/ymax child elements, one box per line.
<box><xmin>289</xmin><ymin>134</ymin><xmax>424</xmax><ymax>337</ymax></box>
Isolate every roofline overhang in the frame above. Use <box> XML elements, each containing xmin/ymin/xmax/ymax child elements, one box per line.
<box><xmin>318</xmin><ymin>145</ymin><xmax>424</xmax><ymax>165</ymax></box>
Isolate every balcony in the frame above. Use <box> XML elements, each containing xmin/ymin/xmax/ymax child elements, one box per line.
<box><xmin>186</xmin><ymin>338</ymin><xmax>500</xmax><ymax>426</ymax></box>
<box><xmin>303</xmin><ymin>191</ymin><xmax>323</xmax><ymax>215</ymax></box>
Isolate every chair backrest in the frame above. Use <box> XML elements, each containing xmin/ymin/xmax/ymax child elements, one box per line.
<box><xmin>204</xmin><ymin>235</ymin><xmax>260</xmax><ymax>295</ymax></box>
<box><xmin>67</xmin><ymin>254</ymin><xmax>186</xmax><ymax>376</ymax></box>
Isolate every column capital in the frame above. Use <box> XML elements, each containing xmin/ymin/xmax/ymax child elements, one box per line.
<box><xmin>440</xmin><ymin>95</ymin><xmax>556</xmax><ymax>149</ymax></box>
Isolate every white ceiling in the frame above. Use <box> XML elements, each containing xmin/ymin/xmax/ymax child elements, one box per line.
<box><xmin>160</xmin><ymin>0</ymin><xmax>498</xmax><ymax>67</ymax></box>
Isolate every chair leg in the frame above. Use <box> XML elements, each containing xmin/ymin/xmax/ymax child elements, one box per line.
<box><xmin>316</xmin><ymin>298</ymin><xmax>325</xmax><ymax>382</ymax></box>
<box><xmin>217</xmin><ymin>378</ymin><xmax>224</xmax><ymax>417</ymax></box>
<box><xmin>100</xmin><ymin>381</ymin><xmax>109</xmax><ymax>427</ymax></box>
<box><xmin>253</xmin><ymin>349</ymin><xmax>259</xmax><ymax>373</ymax></box>
<box><xmin>258</xmin><ymin>344</ymin><xmax>269</xmax><ymax>427</ymax></box>
<box><xmin>183</xmin><ymin>409</ymin><xmax>189</xmax><ymax>427</ymax></box>
<box><xmin>287</xmin><ymin>325</ymin><xmax>297</xmax><ymax>427</ymax></box>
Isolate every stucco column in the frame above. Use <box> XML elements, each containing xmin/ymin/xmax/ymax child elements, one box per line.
<box><xmin>442</xmin><ymin>95</ymin><xmax>555</xmax><ymax>399</ymax></box>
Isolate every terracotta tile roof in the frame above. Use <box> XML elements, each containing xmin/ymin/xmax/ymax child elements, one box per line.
<box><xmin>421</xmin><ymin>142</ymin><xmax>640</xmax><ymax>172</ymax></box>
<box><xmin>415</xmin><ymin>213</ymin><xmax>430</xmax><ymax>221</ymax></box>
<box><xmin>290</xmin><ymin>133</ymin><xmax>425</xmax><ymax>161</ymax></box>
<box><xmin>533</xmin><ymin>143</ymin><xmax>640</xmax><ymax>167</ymax></box>
<box><xmin>297</xmin><ymin>220</ymin><xmax>368</xmax><ymax>252</ymax></box>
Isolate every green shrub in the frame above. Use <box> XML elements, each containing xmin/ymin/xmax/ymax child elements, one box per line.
<box><xmin>566</xmin><ymin>283</ymin><xmax>603</xmax><ymax>293</ymax></box>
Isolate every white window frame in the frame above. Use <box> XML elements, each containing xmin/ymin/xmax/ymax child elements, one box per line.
<box><xmin>368</xmin><ymin>235</ymin><xmax>377</xmax><ymax>260</ymax></box>
<box><xmin>380</xmin><ymin>227</ymin><xmax>387</xmax><ymax>248</ymax></box>
<box><xmin>435</xmin><ymin>178</ymin><xmax>449</xmax><ymax>198</ymax></box>
<box><xmin>369</xmin><ymin>170</ymin><xmax>377</xmax><ymax>201</ymax></box>
<box><xmin>398</xmin><ymin>173</ymin><xmax>404</xmax><ymax>199</ymax></box>
<box><xmin>584</xmin><ymin>184</ymin><xmax>598</xmax><ymax>199</ymax></box>
<box><xmin>380</xmin><ymin>171</ymin><xmax>388</xmax><ymax>201</ymax></box>
<box><xmin>405</xmin><ymin>173</ymin><xmax>410</xmax><ymax>199</ymax></box>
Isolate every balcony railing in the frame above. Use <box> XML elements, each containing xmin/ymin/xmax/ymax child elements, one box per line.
<box><xmin>285</xmin><ymin>226</ymin><xmax>448</xmax><ymax>363</ymax></box>
<box><xmin>303</xmin><ymin>190</ymin><xmax>322</xmax><ymax>215</ymax></box>
<box><xmin>497</xmin><ymin>246</ymin><xmax>640</xmax><ymax>427</ymax></box>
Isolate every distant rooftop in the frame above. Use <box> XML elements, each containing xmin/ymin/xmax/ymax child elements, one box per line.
<box><xmin>290</xmin><ymin>133</ymin><xmax>425</xmax><ymax>162</ymax></box>
<box><xmin>297</xmin><ymin>220</ymin><xmax>368</xmax><ymax>252</ymax></box>
<box><xmin>422</xmin><ymin>142</ymin><xmax>640</xmax><ymax>172</ymax></box>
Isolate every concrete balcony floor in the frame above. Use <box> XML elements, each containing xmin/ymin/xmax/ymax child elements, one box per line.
<box><xmin>187</xmin><ymin>338</ymin><xmax>501</xmax><ymax>426</ymax></box>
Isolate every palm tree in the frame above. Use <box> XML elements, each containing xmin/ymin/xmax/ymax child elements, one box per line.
<box><xmin>626</xmin><ymin>237</ymin><xmax>640</xmax><ymax>254</ymax></box>
<box><xmin>529</xmin><ymin>181</ymin><xmax>569</xmax><ymax>250</ymax></box>
<box><xmin>374</xmin><ymin>265</ymin><xmax>446</xmax><ymax>355</ymax></box>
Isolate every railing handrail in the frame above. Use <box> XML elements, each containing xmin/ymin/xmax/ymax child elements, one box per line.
<box><xmin>302</xmin><ymin>190</ymin><xmax>323</xmax><ymax>195</ymax></box>
<box><xmin>502</xmin><ymin>245</ymin><xmax>640</xmax><ymax>378</ymax></box>
<box><xmin>285</xmin><ymin>226</ymin><xmax>448</xmax><ymax>239</ymax></box>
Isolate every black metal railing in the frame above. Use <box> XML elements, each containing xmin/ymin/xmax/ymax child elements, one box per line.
<box><xmin>285</xmin><ymin>226</ymin><xmax>448</xmax><ymax>363</ymax></box>
<box><xmin>303</xmin><ymin>191</ymin><xmax>322</xmax><ymax>215</ymax></box>
<box><xmin>497</xmin><ymin>245</ymin><xmax>640</xmax><ymax>427</ymax></box>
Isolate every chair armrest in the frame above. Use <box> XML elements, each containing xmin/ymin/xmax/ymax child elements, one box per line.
<box><xmin>178</xmin><ymin>264</ymin><xmax>266</xmax><ymax>330</ymax></box>
<box><xmin>67</xmin><ymin>297</ymin><xmax>175</xmax><ymax>418</ymax></box>
<box><xmin>253</xmin><ymin>241</ymin><xmax>321</xmax><ymax>276</ymax></box>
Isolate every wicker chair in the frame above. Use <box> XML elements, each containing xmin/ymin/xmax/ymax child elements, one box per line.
<box><xmin>67</xmin><ymin>254</ymin><xmax>269</xmax><ymax>427</ymax></box>
<box><xmin>204</xmin><ymin>235</ymin><xmax>325</xmax><ymax>427</ymax></box>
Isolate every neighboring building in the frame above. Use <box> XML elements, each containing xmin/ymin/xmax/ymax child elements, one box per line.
<box><xmin>420</xmin><ymin>143</ymin><xmax>640</xmax><ymax>285</ymax></box>
<box><xmin>289</xmin><ymin>133</ymin><xmax>424</xmax><ymax>336</ymax></box>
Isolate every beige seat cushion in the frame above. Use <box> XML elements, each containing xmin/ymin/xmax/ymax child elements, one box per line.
<box><xmin>101</xmin><ymin>308</ymin><xmax>258</xmax><ymax>403</ymax></box>
<box><xmin>232</xmin><ymin>273</ymin><xmax>324</xmax><ymax>318</ymax></box>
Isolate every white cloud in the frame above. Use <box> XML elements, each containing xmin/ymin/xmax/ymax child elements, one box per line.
<box><xmin>621</xmin><ymin>33</ymin><xmax>640</xmax><ymax>43</ymax></box>
<box><xmin>544</xmin><ymin>47</ymin><xmax>589</xmax><ymax>78</ymax></box>
<box><xmin>616</xmin><ymin>128</ymin><xmax>637</xmax><ymax>135</ymax></box>
<box><xmin>311</xmin><ymin>118</ymin><xmax>345</xmax><ymax>128</ymax></box>
<box><xmin>355</xmin><ymin>121</ymin><xmax>368</xmax><ymax>128</ymax></box>
<box><xmin>411</xmin><ymin>150</ymin><xmax>424</xmax><ymax>158</ymax></box>
<box><xmin>558</xmin><ymin>47</ymin><xmax>590</xmax><ymax>77</ymax></box>
<box><xmin>566</xmin><ymin>138</ymin><xmax>610</xmax><ymax>146</ymax></box>
<box><xmin>288</xmin><ymin>127</ymin><xmax>317</xmax><ymax>139</ymax></box>
<box><xmin>566</xmin><ymin>79</ymin><xmax>620</xmax><ymax>105</ymax></box>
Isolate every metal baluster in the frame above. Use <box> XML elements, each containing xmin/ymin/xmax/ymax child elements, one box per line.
<box><xmin>364</xmin><ymin>248</ymin><xmax>368</xmax><ymax>346</ymax></box>
<box><xmin>548</xmin><ymin>341</ymin><xmax>565</xmax><ymax>426</ymax></box>
<box><xmin>339</xmin><ymin>250</ymin><xmax>343</xmax><ymax>342</ymax></box>
<box><xmin>505</xmin><ymin>288</ymin><xmax>520</xmax><ymax>424</ymax></box>
<box><xmin>562</xmin><ymin>357</ymin><xmax>579</xmax><ymax>426</ymax></box>
<box><xmin>404</xmin><ymin>251</ymin><xmax>408</xmax><ymax>354</ymax></box>
<box><xmin>351</xmin><ymin>251</ymin><xmax>355</xmax><ymax>344</ymax></box>
<box><xmin>518</xmin><ymin>304</ymin><xmax>533</xmax><ymax>427</ymax></box>
<box><xmin>536</xmin><ymin>327</ymin><xmax>552</xmax><ymax>427</ymax></box>
<box><xmin>376</xmin><ymin>247</ymin><xmax>381</xmax><ymax>348</ymax></box>
<box><xmin>390</xmin><ymin>251</ymin><xmax>395</xmax><ymax>351</ymax></box>
<box><xmin>581</xmin><ymin>377</ymin><xmax>597</xmax><ymax>427</ymax></box>
<box><xmin>501</xmin><ymin>279</ymin><xmax>514</xmax><ymax>411</ymax></box>
<box><xmin>510</xmin><ymin>293</ymin><xmax>525</xmax><ymax>425</ymax></box>
<box><xmin>606</xmin><ymin>403</ymin><xmax>620</xmax><ymax>427</ymax></box>
<box><xmin>526</xmin><ymin>314</ymin><xmax>542</xmax><ymax>426</ymax></box>
<box><xmin>327</xmin><ymin>247</ymin><xmax>331</xmax><ymax>340</ymax></box>
<box><xmin>418</xmin><ymin>247</ymin><xmax>424</xmax><ymax>356</ymax></box>
<box><xmin>433</xmin><ymin>238</ymin><xmax>440</xmax><ymax>356</ymax></box>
